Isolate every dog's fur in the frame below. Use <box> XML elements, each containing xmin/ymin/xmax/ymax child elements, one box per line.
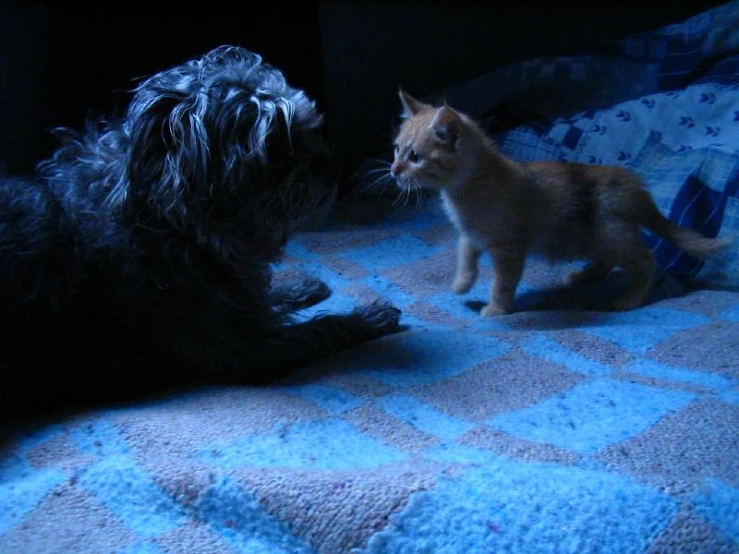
<box><xmin>0</xmin><ymin>46</ymin><xmax>402</xmax><ymax>421</ymax></box>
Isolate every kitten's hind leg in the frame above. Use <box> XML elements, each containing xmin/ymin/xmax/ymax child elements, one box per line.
<box><xmin>453</xmin><ymin>234</ymin><xmax>482</xmax><ymax>294</ymax></box>
<box><xmin>270</xmin><ymin>275</ymin><xmax>332</xmax><ymax>315</ymax></box>
<box><xmin>567</xmin><ymin>262</ymin><xmax>612</xmax><ymax>285</ymax></box>
<box><xmin>596</xmin><ymin>228</ymin><xmax>655</xmax><ymax>311</ymax></box>
<box><xmin>612</xmin><ymin>248</ymin><xmax>655</xmax><ymax>311</ymax></box>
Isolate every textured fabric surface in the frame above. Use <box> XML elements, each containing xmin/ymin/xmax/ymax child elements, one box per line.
<box><xmin>1</xmin><ymin>195</ymin><xmax>737</xmax><ymax>554</ymax></box>
<box><xmin>2</xmin><ymin>4</ymin><xmax>739</xmax><ymax>554</ymax></box>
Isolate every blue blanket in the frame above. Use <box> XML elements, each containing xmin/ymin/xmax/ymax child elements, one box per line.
<box><xmin>1</xmin><ymin>3</ymin><xmax>738</xmax><ymax>554</ymax></box>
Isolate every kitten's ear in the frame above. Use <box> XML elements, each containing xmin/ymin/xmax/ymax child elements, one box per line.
<box><xmin>430</xmin><ymin>106</ymin><xmax>461</xmax><ymax>148</ymax></box>
<box><xmin>398</xmin><ymin>89</ymin><xmax>427</xmax><ymax>118</ymax></box>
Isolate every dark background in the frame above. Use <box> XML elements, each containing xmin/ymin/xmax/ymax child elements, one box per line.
<box><xmin>0</xmin><ymin>2</ymin><xmax>725</xmax><ymax>190</ymax></box>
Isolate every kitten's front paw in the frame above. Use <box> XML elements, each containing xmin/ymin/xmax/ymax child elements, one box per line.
<box><xmin>480</xmin><ymin>302</ymin><xmax>511</xmax><ymax>317</ymax></box>
<box><xmin>452</xmin><ymin>273</ymin><xmax>477</xmax><ymax>294</ymax></box>
<box><xmin>354</xmin><ymin>300</ymin><xmax>404</xmax><ymax>336</ymax></box>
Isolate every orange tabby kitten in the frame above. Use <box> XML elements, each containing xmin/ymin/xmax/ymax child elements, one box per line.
<box><xmin>390</xmin><ymin>90</ymin><xmax>730</xmax><ymax>314</ymax></box>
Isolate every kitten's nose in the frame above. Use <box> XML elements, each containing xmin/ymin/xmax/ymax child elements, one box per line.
<box><xmin>390</xmin><ymin>164</ymin><xmax>399</xmax><ymax>179</ymax></box>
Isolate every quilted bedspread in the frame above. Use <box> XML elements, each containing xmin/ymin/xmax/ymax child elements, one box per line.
<box><xmin>2</xmin><ymin>3</ymin><xmax>739</xmax><ymax>554</ymax></box>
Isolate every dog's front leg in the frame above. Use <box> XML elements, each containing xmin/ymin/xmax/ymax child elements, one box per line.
<box><xmin>252</xmin><ymin>300</ymin><xmax>404</xmax><ymax>380</ymax></box>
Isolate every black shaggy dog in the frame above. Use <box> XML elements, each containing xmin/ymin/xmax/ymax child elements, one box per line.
<box><xmin>0</xmin><ymin>45</ymin><xmax>402</xmax><ymax>420</ymax></box>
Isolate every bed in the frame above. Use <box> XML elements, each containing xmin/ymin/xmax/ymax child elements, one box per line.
<box><xmin>1</xmin><ymin>3</ymin><xmax>738</xmax><ymax>553</ymax></box>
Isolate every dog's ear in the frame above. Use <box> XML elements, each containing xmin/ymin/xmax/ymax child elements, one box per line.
<box><xmin>126</xmin><ymin>92</ymin><xmax>210</xmax><ymax>230</ymax></box>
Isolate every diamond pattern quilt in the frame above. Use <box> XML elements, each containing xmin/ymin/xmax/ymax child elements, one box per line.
<box><xmin>2</xmin><ymin>2</ymin><xmax>739</xmax><ymax>553</ymax></box>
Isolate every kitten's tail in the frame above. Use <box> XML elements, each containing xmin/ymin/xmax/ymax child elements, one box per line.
<box><xmin>640</xmin><ymin>190</ymin><xmax>732</xmax><ymax>257</ymax></box>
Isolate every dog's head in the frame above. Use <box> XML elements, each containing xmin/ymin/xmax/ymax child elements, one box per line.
<box><xmin>115</xmin><ymin>45</ymin><xmax>338</xmax><ymax>259</ymax></box>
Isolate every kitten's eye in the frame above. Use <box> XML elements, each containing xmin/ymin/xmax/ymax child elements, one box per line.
<box><xmin>393</xmin><ymin>144</ymin><xmax>400</xmax><ymax>156</ymax></box>
<box><xmin>408</xmin><ymin>149</ymin><xmax>422</xmax><ymax>163</ymax></box>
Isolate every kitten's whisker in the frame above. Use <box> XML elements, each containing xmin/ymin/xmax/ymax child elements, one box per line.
<box><xmin>408</xmin><ymin>181</ymin><xmax>416</xmax><ymax>211</ymax></box>
<box><xmin>360</xmin><ymin>166</ymin><xmax>393</xmax><ymax>177</ymax></box>
<box><xmin>397</xmin><ymin>185</ymin><xmax>408</xmax><ymax>209</ymax></box>
<box><xmin>403</xmin><ymin>185</ymin><xmax>413</xmax><ymax>209</ymax></box>
<box><xmin>361</xmin><ymin>172</ymin><xmax>393</xmax><ymax>195</ymax></box>
<box><xmin>391</xmin><ymin>182</ymin><xmax>409</xmax><ymax>208</ymax></box>
<box><xmin>413</xmin><ymin>182</ymin><xmax>423</xmax><ymax>211</ymax></box>
<box><xmin>352</xmin><ymin>160</ymin><xmax>393</xmax><ymax>185</ymax></box>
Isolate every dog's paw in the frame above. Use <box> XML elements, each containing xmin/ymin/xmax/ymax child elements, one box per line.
<box><xmin>296</xmin><ymin>276</ymin><xmax>332</xmax><ymax>306</ymax></box>
<box><xmin>272</xmin><ymin>275</ymin><xmax>332</xmax><ymax>313</ymax></box>
<box><xmin>354</xmin><ymin>300</ymin><xmax>403</xmax><ymax>336</ymax></box>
